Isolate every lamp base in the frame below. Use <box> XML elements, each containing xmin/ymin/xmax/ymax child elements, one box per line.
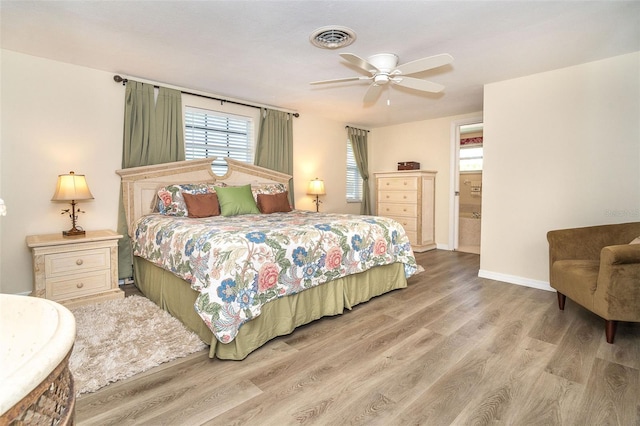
<box><xmin>63</xmin><ymin>228</ymin><xmax>86</xmax><ymax>237</ymax></box>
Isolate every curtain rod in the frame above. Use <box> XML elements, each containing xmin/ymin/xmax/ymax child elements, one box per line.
<box><xmin>345</xmin><ymin>126</ymin><xmax>370</xmax><ymax>132</ymax></box>
<box><xmin>113</xmin><ymin>75</ymin><xmax>299</xmax><ymax>118</ymax></box>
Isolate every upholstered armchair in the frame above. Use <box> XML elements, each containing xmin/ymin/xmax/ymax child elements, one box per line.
<box><xmin>547</xmin><ymin>222</ymin><xmax>640</xmax><ymax>343</ymax></box>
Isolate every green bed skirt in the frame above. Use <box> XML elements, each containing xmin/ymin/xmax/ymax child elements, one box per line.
<box><xmin>133</xmin><ymin>257</ymin><xmax>408</xmax><ymax>360</ymax></box>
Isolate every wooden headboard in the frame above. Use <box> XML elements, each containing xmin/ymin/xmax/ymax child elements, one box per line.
<box><xmin>116</xmin><ymin>158</ymin><xmax>292</xmax><ymax>236</ymax></box>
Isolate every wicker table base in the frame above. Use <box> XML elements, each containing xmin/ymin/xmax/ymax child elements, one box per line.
<box><xmin>0</xmin><ymin>349</ymin><xmax>75</xmax><ymax>426</ymax></box>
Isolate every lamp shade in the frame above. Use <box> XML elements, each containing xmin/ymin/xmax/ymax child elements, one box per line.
<box><xmin>307</xmin><ymin>178</ymin><xmax>326</xmax><ymax>195</ymax></box>
<box><xmin>51</xmin><ymin>171</ymin><xmax>94</xmax><ymax>201</ymax></box>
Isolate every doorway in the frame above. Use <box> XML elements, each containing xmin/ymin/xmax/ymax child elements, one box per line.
<box><xmin>449</xmin><ymin>117</ymin><xmax>483</xmax><ymax>254</ymax></box>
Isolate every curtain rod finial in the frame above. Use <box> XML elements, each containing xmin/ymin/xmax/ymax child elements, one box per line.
<box><xmin>113</xmin><ymin>75</ymin><xmax>127</xmax><ymax>85</ymax></box>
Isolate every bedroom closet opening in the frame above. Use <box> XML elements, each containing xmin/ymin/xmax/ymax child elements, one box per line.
<box><xmin>456</xmin><ymin>122</ymin><xmax>483</xmax><ymax>254</ymax></box>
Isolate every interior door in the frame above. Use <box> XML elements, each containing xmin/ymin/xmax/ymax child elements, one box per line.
<box><xmin>449</xmin><ymin>117</ymin><xmax>483</xmax><ymax>252</ymax></box>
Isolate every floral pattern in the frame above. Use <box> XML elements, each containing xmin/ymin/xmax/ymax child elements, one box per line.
<box><xmin>132</xmin><ymin>210</ymin><xmax>417</xmax><ymax>343</ymax></box>
<box><xmin>250</xmin><ymin>183</ymin><xmax>287</xmax><ymax>201</ymax></box>
<box><xmin>156</xmin><ymin>183</ymin><xmax>227</xmax><ymax>216</ymax></box>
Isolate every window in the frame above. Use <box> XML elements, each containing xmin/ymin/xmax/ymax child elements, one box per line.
<box><xmin>184</xmin><ymin>107</ymin><xmax>253</xmax><ymax>175</ymax></box>
<box><xmin>460</xmin><ymin>146</ymin><xmax>483</xmax><ymax>171</ymax></box>
<box><xmin>347</xmin><ymin>139</ymin><xmax>363</xmax><ymax>202</ymax></box>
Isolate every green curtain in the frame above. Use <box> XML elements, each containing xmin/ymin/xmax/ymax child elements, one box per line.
<box><xmin>155</xmin><ymin>87</ymin><xmax>186</xmax><ymax>164</ymax></box>
<box><xmin>117</xmin><ymin>81</ymin><xmax>185</xmax><ymax>279</ymax></box>
<box><xmin>347</xmin><ymin>126</ymin><xmax>371</xmax><ymax>215</ymax></box>
<box><xmin>254</xmin><ymin>108</ymin><xmax>295</xmax><ymax>206</ymax></box>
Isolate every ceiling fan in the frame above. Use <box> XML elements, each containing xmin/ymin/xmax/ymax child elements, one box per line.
<box><xmin>310</xmin><ymin>52</ymin><xmax>453</xmax><ymax>104</ymax></box>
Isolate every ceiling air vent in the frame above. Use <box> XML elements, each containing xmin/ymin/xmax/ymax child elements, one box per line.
<box><xmin>310</xmin><ymin>26</ymin><xmax>356</xmax><ymax>49</ymax></box>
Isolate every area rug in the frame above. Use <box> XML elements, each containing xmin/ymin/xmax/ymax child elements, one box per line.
<box><xmin>69</xmin><ymin>295</ymin><xmax>207</xmax><ymax>396</ymax></box>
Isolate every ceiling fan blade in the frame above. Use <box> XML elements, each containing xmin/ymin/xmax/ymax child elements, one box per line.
<box><xmin>394</xmin><ymin>76</ymin><xmax>445</xmax><ymax>93</ymax></box>
<box><xmin>363</xmin><ymin>84</ymin><xmax>383</xmax><ymax>104</ymax></box>
<box><xmin>339</xmin><ymin>53</ymin><xmax>379</xmax><ymax>73</ymax></box>
<box><xmin>394</xmin><ymin>53</ymin><xmax>453</xmax><ymax>75</ymax></box>
<box><xmin>310</xmin><ymin>76</ymin><xmax>370</xmax><ymax>85</ymax></box>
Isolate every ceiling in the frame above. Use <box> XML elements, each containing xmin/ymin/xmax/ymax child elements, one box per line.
<box><xmin>1</xmin><ymin>1</ymin><xmax>639</xmax><ymax>128</ymax></box>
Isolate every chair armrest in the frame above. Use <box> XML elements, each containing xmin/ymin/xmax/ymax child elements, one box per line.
<box><xmin>600</xmin><ymin>243</ymin><xmax>640</xmax><ymax>265</ymax></box>
<box><xmin>594</xmin><ymin>244</ymin><xmax>640</xmax><ymax>321</ymax></box>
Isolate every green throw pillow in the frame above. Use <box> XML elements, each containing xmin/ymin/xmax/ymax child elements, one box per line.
<box><xmin>215</xmin><ymin>184</ymin><xmax>260</xmax><ymax>217</ymax></box>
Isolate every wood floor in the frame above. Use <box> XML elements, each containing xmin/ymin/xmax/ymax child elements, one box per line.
<box><xmin>75</xmin><ymin>250</ymin><xmax>640</xmax><ymax>425</ymax></box>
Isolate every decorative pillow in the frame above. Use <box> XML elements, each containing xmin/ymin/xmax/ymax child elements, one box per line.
<box><xmin>257</xmin><ymin>191</ymin><xmax>292</xmax><ymax>214</ymax></box>
<box><xmin>251</xmin><ymin>183</ymin><xmax>287</xmax><ymax>202</ymax></box>
<box><xmin>156</xmin><ymin>183</ymin><xmax>226</xmax><ymax>216</ymax></box>
<box><xmin>183</xmin><ymin>192</ymin><xmax>220</xmax><ymax>218</ymax></box>
<box><xmin>630</xmin><ymin>236</ymin><xmax>640</xmax><ymax>245</ymax></box>
<box><xmin>215</xmin><ymin>184</ymin><xmax>261</xmax><ymax>217</ymax></box>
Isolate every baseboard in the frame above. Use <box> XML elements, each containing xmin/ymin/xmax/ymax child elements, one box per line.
<box><xmin>436</xmin><ymin>243</ymin><xmax>450</xmax><ymax>250</ymax></box>
<box><xmin>478</xmin><ymin>269</ymin><xmax>553</xmax><ymax>292</ymax></box>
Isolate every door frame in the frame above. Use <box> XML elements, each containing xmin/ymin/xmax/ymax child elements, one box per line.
<box><xmin>449</xmin><ymin>116</ymin><xmax>483</xmax><ymax>251</ymax></box>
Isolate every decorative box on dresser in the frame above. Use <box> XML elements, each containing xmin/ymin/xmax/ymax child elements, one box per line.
<box><xmin>375</xmin><ymin>170</ymin><xmax>437</xmax><ymax>252</ymax></box>
<box><xmin>26</xmin><ymin>229</ymin><xmax>124</xmax><ymax>308</ymax></box>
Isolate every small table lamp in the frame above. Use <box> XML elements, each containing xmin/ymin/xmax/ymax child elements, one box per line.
<box><xmin>51</xmin><ymin>171</ymin><xmax>94</xmax><ymax>236</ymax></box>
<box><xmin>307</xmin><ymin>178</ymin><xmax>326</xmax><ymax>212</ymax></box>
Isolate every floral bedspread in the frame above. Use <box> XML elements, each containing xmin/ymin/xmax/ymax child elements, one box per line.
<box><xmin>132</xmin><ymin>210</ymin><xmax>418</xmax><ymax>343</ymax></box>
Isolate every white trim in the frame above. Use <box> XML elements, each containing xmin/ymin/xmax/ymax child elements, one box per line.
<box><xmin>436</xmin><ymin>242</ymin><xmax>451</xmax><ymax>250</ymax></box>
<box><xmin>478</xmin><ymin>269</ymin><xmax>553</xmax><ymax>292</ymax></box>
<box><xmin>449</xmin><ymin>116</ymin><xmax>483</xmax><ymax>251</ymax></box>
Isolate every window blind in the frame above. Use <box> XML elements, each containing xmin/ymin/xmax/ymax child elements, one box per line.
<box><xmin>184</xmin><ymin>107</ymin><xmax>253</xmax><ymax>174</ymax></box>
<box><xmin>347</xmin><ymin>139</ymin><xmax>363</xmax><ymax>202</ymax></box>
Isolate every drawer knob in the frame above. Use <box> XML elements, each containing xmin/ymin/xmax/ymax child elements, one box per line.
<box><xmin>403</xmin><ymin>208</ymin><xmax>407</xmax><ymax>212</ymax></box>
<box><xmin>403</xmin><ymin>195</ymin><xmax>407</xmax><ymax>199</ymax></box>
<box><xmin>386</xmin><ymin>195</ymin><xmax>389</xmax><ymax>198</ymax></box>
<box><xmin>403</xmin><ymin>182</ymin><xmax>407</xmax><ymax>185</ymax></box>
<box><xmin>76</xmin><ymin>259</ymin><xmax>84</xmax><ymax>266</ymax></box>
<box><xmin>76</xmin><ymin>283</ymin><xmax>84</xmax><ymax>289</ymax></box>
<box><xmin>386</xmin><ymin>182</ymin><xmax>390</xmax><ymax>186</ymax></box>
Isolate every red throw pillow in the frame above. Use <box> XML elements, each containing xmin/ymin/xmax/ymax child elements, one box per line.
<box><xmin>183</xmin><ymin>192</ymin><xmax>220</xmax><ymax>218</ymax></box>
<box><xmin>257</xmin><ymin>191</ymin><xmax>292</xmax><ymax>214</ymax></box>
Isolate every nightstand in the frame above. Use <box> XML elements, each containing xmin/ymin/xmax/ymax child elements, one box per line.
<box><xmin>26</xmin><ymin>230</ymin><xmax>124</xmax><ymax>308</ymax></box>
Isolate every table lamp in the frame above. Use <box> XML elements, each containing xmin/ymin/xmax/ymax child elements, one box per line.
<box><xmin>307</xmin><ymin>178</ymin><xmax>326</xmax><ymax>212</ymax></box>
<box><xmin>51</xmin><ymin>171</ymin><xmax>94</xmax><ymax>236</ymax></box>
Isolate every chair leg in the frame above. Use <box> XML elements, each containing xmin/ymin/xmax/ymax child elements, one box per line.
<box><xmin>556</xmin><ymin>292</ymin><xmax>566</xmax><ymax>310</ymax></box>
<box><xmin>605</xmin><ymin>320</ymin><xmax>617</xmax><ymax>344</ymax></box>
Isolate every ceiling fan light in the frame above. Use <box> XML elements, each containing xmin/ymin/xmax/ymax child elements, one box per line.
<box><xmin>367</xmin><ymin>53</ymin><xmax>399</xmax><ymax>72</ymax></box>
<box><xmin>374</xmin><ymin>74</ymin><xmax>390</xmax><ymax>85</ymax></box>
<box><xmin>310</xmin><ymin>26</ymin><xmax>356</xmax><ymax>49</ymax></box>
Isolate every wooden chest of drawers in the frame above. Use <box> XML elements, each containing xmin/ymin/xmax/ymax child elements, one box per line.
<box><xmin>375</xmin><ymin>170</ymin><xmax>437</xmax><ymax>252</ymax></box>
<box><xmin>26</xmin><ymin>230</ymin><xmax>124</xmax><ymax>308</ymax></box>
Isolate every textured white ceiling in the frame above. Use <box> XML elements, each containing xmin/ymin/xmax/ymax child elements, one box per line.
<box><xmin>1</xmin><ymin>1</ymin><xmax>639</xmax><ymax>128</ymax></box>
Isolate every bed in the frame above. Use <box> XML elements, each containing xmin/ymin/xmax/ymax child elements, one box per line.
<box><xmin>117</xmin><ymin>158</ymin><xmax>418</xmax><ymax>360</ymax></box>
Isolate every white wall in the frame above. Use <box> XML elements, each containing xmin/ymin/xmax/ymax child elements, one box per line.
<box><xmin>480</xmin><ymin>52</ymin><xmax>640</xmax><ymax>289</ymax></box>
<box><xmin>0</xmin><ymin>50</ymin><xmax>356</xmax><ymax>295</ymax></box>
<box><xmin>293</xmin><ymin>115</ymin><xmax>362</xmax><ymax>215</ymax></box>
<box><xmin>371</xmin><ymin>112</ymin><xmax>483</xmax><ymax>247</ymax></box>
<box><xmin>1</xmin><ymin>50</ymin><xmax>124</xmax><ymax>295</ymax></box>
